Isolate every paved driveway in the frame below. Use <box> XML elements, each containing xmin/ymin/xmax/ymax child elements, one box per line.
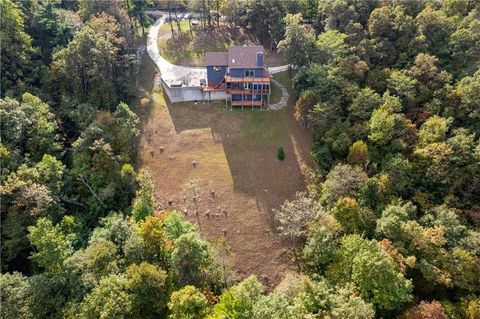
<box><xmin>147</xmin><ymin>16</ymin><xmax>207</xmax><ymax>86</ymax></box>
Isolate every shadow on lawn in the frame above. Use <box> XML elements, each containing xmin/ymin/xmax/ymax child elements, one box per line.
<box><xmin>163</xmin><ymin>92</ymin><xmax>309</xmax><ymax>220</ymax></box>
<box><xmin>137</xmin><ymin>51</ymin><xmax>156</xmax><ymax>97</ymax></box>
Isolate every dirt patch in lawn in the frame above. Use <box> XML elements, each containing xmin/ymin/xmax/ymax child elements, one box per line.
<box><xmin>135</xmin><ymin>53</ymin><xmax>309</xmax><ymax>289</ymax></box>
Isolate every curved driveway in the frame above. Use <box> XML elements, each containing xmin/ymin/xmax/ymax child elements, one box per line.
<box><xmin>147</xmin><ymin>16</ymin><xmax>207</xmax><ymax>85</ymax></box>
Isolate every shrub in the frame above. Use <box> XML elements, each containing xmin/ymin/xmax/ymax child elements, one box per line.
<box><xmin>277</xmin><ymin>147</ymin><xmax>285</xmax><ymax>161</ymax></box>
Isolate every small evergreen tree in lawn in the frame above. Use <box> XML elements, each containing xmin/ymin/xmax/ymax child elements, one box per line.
<box><xmin>277</xmin><ymin>147</ymin><xmax>285</xmax><ymax>161</ymax></box>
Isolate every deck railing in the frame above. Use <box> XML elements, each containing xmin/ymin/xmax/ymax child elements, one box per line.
<box><xmin>224</xmin><ymin>75</ymin><xmax>271</xmax><ymax>83</ymax></box>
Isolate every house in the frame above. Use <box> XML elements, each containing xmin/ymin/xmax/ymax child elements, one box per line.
<box><xmin>204</xmin><ymin>45</ymin><xmax>271</xmax><ymax>109</ymax></box>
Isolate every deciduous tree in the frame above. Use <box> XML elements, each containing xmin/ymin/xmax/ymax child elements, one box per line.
<box><xmin>168</xmin><ymin>285</ymin><xmax>209</xmax><ymax>319</ymax></box>
<box><xmin>28</xmin><ymin>216</ymin><xmax>76</xmax><ymax>275</ymax></box>
<box><xmin>0</xmin><ymin>0</ymin><xmax>36</xmax><ymax>95</ymax></box>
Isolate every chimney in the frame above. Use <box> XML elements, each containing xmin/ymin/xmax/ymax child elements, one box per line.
<box><xmin>256</xmin><ymin>52</ymin><xmax>264</xmax><ymax>67</ymax></box>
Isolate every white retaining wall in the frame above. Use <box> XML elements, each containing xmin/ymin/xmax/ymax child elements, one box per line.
<box><xmin>161</xmin><ymin>78</ymin><xmax>228</xmax><ymax>103</ymax></box>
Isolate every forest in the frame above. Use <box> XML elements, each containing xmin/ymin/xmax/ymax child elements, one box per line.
<box><xmin>1</xmin><ymin>0</ymin><xmax>479</xmax><ymax>318</ymax></box>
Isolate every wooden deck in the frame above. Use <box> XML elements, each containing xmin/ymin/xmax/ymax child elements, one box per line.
<box><xmin>227</xmin><ymin>89</ymin><xmax>270</xmax><ymax>95</ymax></box>
<box><xmin>225</xmin><ymin>75</ymin><xmax>271</xmax><ymax>83</ymax></box>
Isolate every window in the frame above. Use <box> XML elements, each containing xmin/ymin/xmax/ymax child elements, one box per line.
<box><xmin>245</xmin><ymin>69</ymin><xmax>254</xmax><ymax>77</ymax></box>
<box><xmin>244</xmin><ymin>83</ymin><xmax>251</xmax><ymax>90</ymax></box>
<box><xmin>213</xmin><ymin>66</ymin><xmax>222</xmax><ymax>72</ymax></box>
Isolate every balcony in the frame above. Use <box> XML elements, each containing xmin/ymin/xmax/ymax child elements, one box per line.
<box><xmin>225</xmin><ymin>69</ymin><xmax>271</xmax><ymax>83</ymax></box>
<box><xmin>224</xmin><ymin>75</ymin><xmax>271</xmax><ymax>83</ymax></box>
<box><xmin>227</xmin><ymin>89</ymin><xmax>270</xmax><ymax>95</ymax></box>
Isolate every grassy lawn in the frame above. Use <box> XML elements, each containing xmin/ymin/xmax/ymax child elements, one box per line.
<box><xmin>158</xmin><ymin>36</ymin><xmax>205</xmax><ymax>66</ymax></box>
<box><xmin>159</xmin><ymin>20</ymin><xmax>192</xmax><ymax>33</ymax></box>
<box><xmin>273</xmin><ymin>71</ymin><xmax>292</xmax><ymax>90</ymax></box>
<box><xmin>270</xmin><ymin>82</ymin><xmax>282</xmax><ymax>104</ymax></box>
<box><xmin>273</xmin><ymin>71</ymin><xmax>292</xmax><ymax>88</ymax></box>
<box><xmin>137</xmin><ymin>93</ymin><xmax>310</xmax><ymax>287</ymax></box>
<box><xmin>270</xmin><ymin>71</ymin><xmax>292</xmax><ymax>104</ymax></box>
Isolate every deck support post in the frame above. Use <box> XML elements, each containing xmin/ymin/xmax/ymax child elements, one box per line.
<box><xmin>260</xmin><ymin>90</ymin><xmax>263</xmax><ymax>110</ymax></box>
<box><xmin>241</xmin><ymin>93</ymin><xmax>244</xmax><ymax>111</ymax></box>
<box><xmin>251</xmin><ymin>84</ymin><xmax>253</xmax><ymax>110</ymax></box>
<box><xmin>268</xmin><ymin>83</ymin><xmax>271</xmax><ymax>107</ymax></box>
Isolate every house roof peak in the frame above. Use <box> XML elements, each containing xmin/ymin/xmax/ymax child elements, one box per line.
<box><xmin>205</xmin><ymin>45</ymin><xmax>266</xmax><ymax>68</ymax></box>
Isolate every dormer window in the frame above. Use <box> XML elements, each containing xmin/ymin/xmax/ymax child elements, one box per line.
<box><xmin>245</xmin><ymin>69</ymin><xmax>254</xmax><ymax>77</ymax></box>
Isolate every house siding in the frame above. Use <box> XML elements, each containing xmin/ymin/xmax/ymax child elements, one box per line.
<box><xmin>204</xmin><ymin>46</ymin><xmax>270</xmax><ymax>108</ymax></box>
<box><xmin>230</xmin><ymin>69</ymin><xmax>244</xmax><ymax>77</ymax></box>
<box><xmin>231</xmin><ymin>94</ymin><xmax>262</xmax><ymax>101</ymax></box>
<box><xmin>229</xmin><ymin>68</ymin><xmax>264</xmax><ymax>78</ymax></box>
<box><xmin>206</xmin><ymin>66</ymin><xmax>227</xmax><ymax>86</ymax></box>
<box><xmin>254</xmin><ymin>68</ymin><xmax>263</xmax><ymax>77</ymax></box>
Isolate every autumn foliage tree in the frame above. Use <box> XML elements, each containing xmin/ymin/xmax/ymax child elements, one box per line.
<box><xmin>401</xmin><ymin>301</ymin><xmax>447</xmax><ymax>319</ymax></box>
<box><xmin>294</xmin><ymin>90</ymin><xmax>317</xmax><ymax>127</ymax></box>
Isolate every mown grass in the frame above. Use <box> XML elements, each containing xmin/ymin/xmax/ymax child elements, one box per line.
<box><xmin>159</xmin><ymin>20</ymin><xmax>193</xmax><ymax>33</ymax></box>
<box><xmin>273</xmin><ymin>71</ymin><xmax>292</xmax><ymax>90</ymax></box>
<box><xmin>269</xmin><ymin>71</ymin><xmax>292</xmax><ymax>104</ymax></box>
<box><xmin>270</xmin><ymin>82</ymin><xmax>282</xmax><ymax>104</ymax></box>
<box><xmin>238</xmin><ymin>110</ymin><xmax>288</xmax><ymax>144</ymax></box>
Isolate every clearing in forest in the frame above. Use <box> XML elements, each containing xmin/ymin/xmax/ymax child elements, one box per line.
<box><xmin>157</xmin><ymin>18</ymin><xmax>285</xmax><ymax>67</ymax></box>
<box><xmin>136</xmin><ymin>55</ymin><xmax>311</xmax><ymax>287</ymax></box>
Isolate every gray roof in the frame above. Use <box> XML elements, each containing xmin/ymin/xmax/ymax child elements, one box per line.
<box><xmin>205</xmin><ymin>52</ymin><xmax>228</xmax><ymax>66</ymax></box>
<box><xmin>228</xmin><ymin>45</ymin><xmax>264</xmax><ymax>68</ymax></box>
<box><xmin>205</xmin><ymin>45</ymin><xmax>265</xmax><ymax>68</ymax></box>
